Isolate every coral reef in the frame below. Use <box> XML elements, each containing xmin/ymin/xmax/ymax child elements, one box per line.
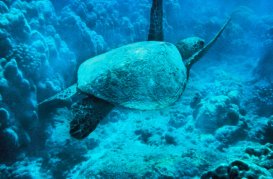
<box><xmin>193</xmin><ymin>94</ymin><xmax>242</xmax><ymax>133</ymax></box>
<box><xmin>245</xmin><ymin>143</ymin><xmax>273</xmax><ymax>170</ymax></box>
<box><xmin>0</xmin><ymin>0</ymin><xmax>273</xmax><ymax>178</ymax></box>
<box><xmin>252</xmin><ymin>83</ymin><xmax>273</xmax><ymax>117</ymax></box>
<box><xmin>201</xmin><ymin>160</ymin><xmax>272</xmax><ymax>178</ymax></box>
<box><xmin>0</xmin><ymin>159</ymin><xmax>48</xmax><ymax>178</ymax></box>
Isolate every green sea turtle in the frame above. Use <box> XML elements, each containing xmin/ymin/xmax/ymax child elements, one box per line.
<box><xmin>39</xmin><ymin>0</ymin><xmax>231</xmax><ymax>139</ymax></box>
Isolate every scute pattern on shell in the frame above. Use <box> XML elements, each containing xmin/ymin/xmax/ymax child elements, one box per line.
<box><xmin>77</xmin><ymin>41</ymin><xmax>187</xmax><ymax>110</ymax></box>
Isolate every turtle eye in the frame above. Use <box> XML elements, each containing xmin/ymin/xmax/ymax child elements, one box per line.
<box><xmin>199</xmin><ymin>41</ymin><xmax>205</xmax><ymax>47</ymax></box>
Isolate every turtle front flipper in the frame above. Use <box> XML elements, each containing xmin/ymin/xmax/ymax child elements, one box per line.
<box><xmin>148</xmin><ymin>0</ymin><xmax>164</xmax><ymax>41</ymax></box>
<box><xmin>70</xmin><ymin>96</ymin><xmax>114</xmax><ymax>139</ymax></box>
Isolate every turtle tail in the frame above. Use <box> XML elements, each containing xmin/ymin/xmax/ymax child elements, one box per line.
<box><xmin>70</xmin><ymin>97</ymin><xmax>114</xmax><ymax>139</ymax></box>
<box><xmin>185</xmin><ymin>16</ymin><xmax>232</xmax><ymax>70</ymax></box>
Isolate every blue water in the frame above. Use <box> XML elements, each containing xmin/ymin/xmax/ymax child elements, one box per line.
<box><xmin>0</xmin><ymin>0</ymin><xmax>273</xmax><ymax>178</ymax></box>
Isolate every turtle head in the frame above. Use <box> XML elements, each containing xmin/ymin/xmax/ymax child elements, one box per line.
<box><xmin>175</xmin><ymin>37</ymin><xmax>205</xmax><ymax>59</ymax></box>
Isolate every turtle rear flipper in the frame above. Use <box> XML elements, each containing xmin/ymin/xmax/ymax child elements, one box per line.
<box><xmin>38</xmin><ymin>84</ymin><xmax>80</xmax><ymax>115</ymax></box>
<box><xmin>70</xmin><ymin>97</ymin><xmax>114</xmax><ymax>139</ymax></box>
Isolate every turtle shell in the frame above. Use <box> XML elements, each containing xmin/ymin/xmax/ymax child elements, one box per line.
<box><xmin>77</xmin><ymin>41</ymin><xmax>187</xmax><ymax>110</ymax></box>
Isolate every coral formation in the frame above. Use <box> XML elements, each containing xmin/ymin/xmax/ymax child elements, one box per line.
<box><xmin>194</xmin><ymin>95</ymin><xmax>242</xmax><ymax>133</ymax></box>
<box><xmin>252</xmin><ymin>83</ymin><xmax>273</xmax><ymax>117</ymax></box>
<box><xmin>201</xmin><ymin>160</ymin><xmax>272</xmax><ymax>178</ymax></box>
<box><xmin>0</xmin><ymin>107</ymin><xmax>10</xmax><ymax>130</ymax></box>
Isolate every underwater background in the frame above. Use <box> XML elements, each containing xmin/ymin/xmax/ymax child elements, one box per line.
<box><xmin>0</xmin><ymin>0</ymin><xmax>273</xmax><ymax>178</ymax></box>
